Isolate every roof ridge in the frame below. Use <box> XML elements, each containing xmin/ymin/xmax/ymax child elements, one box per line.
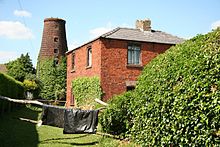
<box><xmin>66</xmin><ymin>26</ymin><xmax>184</xmax><ymax>54</ymax></box>
<box><xmin>101</xmin><ymin>27</ymin><xmax>121</xmax><ymax>38</ymax></box>
<box><xmin>158</xmin><ymin>30</ymin><xmax>185</xmax><ymax>40</ymax></box>
<box><xmin>117</xmin><ymin>27</ymin><xmax>163</xmax><ymax>33</ymax></box>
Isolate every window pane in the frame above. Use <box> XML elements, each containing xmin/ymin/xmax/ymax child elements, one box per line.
<box><xmin>134</xmin><ymin>50</ymin><xmax>140</xmax><ymax>64</ymax></box>
<box><xmin>128</xmin><ymin>50</ymin><xmax>132</xmax><ymax>64</ymax></box>
<box><xmin>54</xmin><ymin>48</ymin><xmax>58</xmax><ymax>54</ymax></box>
<box><xmin>72</xmin><ymin>53</ymin><xmax>75</xmax><ymax>70</ymax></box>
<box><xmin>87</xmin><ymin>48</ymin><xmax>92</xmax><ymax>67</ymax></box>
<box><xmin>89</xmin><ymin>49</ymin><xmax>92</xmax><ymax>66</ymax></box>
<box><xmin>128</xmin><ymin>44</ymin><xmax>140</xmax><ymax>65</ymax></box>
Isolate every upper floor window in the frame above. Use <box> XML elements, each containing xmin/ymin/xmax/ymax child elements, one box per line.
<box><xmin>87</xmin><ymin>47</ymin><xmax>92</xmax><ymax>67</ymax></box>
<box><xmin>54</xmin><ymin>48</ymin><xmax>59</xmax><ymax>54</ymax></box>
<box><xmin>72</xmin><ymin>52</ymin><xmax>75</xmax><ymax>70</ymax></box>
<box><xmin>54</xmin><ymin>37</ymin><xmax>59</xmax><ymax>42</ymax></box>
<box><xmin>127</xmin><ymin>44</ymin><xmax>141</xmax><ymax>65</ymax></box>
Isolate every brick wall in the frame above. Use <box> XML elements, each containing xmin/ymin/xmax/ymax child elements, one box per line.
<box><xmin>100</xmin><ymin>39</ymin><xmax>172</xmax><ymax>101</ymax></box>
<box><xmin>66</xmin><ymin>38</ymin><xmax>173</xmax><ymax>106</ymax></box>
<box><xmin>39</xmin><ymin>18</ymin><xmax>67</xmax><ymax>59</ymax></box>
<box><xmin>66</xmin><ymin>39</ymin><xmax>102</xmax><ymax>106</ymax></box>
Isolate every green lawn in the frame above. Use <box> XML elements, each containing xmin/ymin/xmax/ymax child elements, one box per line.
<box><xmin>0</xmin><ymin>105</ymin><xmax>136</xmax><ymax>147</ymax></box>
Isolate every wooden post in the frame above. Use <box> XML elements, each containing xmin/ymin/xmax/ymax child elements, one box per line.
<box><xmin>0</xmin><ymin>96</ymin><xmax>44</xmax><ymax>106</ymax></box>
<box><xmin>95</xmin><ymin>98</ymin><xmax>108</xmax><ymax>106</ymax></box>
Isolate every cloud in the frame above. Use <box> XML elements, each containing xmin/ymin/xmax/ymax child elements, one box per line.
<box><xmin>211</xmin><ymin>20</ymin><xmax>220</xmax><ymax>30</ymax></box>
<box><xmin>68</xmin><ymin>40</ymin><xmax>80</xmax><ymax>50</ymax></box>
<box><xmin>14</xmin><ymin>10</ymin><xmax>32</xmax><ymax>17</ymax></box>
<box><xmin>0</xmin><ymin>51</ymin><xmax>20</xmax><ymax>64</ymax></box>
<box><xmin>0</xmin><ymin>21</ymin><xmax>34</xmax><ymax>39</ymax></box>
<box><xmin>89</xmin><ymin>22</ymin><xmax>113</xmax><ymax>38</ymax></box>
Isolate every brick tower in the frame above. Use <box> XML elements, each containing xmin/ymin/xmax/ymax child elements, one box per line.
<box><xmin>38</xmin><ymin>18</ymin><xmax>68</xmax><ymax>62</ymax></box>
<box><xmin>37</xmin><ymin>18</ymin><xmax>68</xmax><ymax>100</ymax></box>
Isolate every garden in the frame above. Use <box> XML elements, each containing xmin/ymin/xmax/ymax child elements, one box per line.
<box><xmin>0</xmin><ymin>29</ymin><xmax>220</xmax><ymax>146</ymax></box>
<box><xmin>0</xmin><ymin>105</ymin><xmax>136</xmax><ymax>147</ymax></box>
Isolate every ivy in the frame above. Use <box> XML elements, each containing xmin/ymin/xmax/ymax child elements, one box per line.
<box><xmin>37</xmin><ymin>57</ymin><xmax>66</xmax><ymax>100</ymax></box>
<box><xmin>100</xmin><ymin>29</ymin><xmax>220</xmax><ymax>146</ymax></box>
<box><xmin>72</xmin><ymin>77</ymin><xmax>102</xmax><ymax>107</ymax></box>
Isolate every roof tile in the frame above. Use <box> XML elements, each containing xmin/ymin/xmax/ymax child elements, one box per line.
<box><xmin>67</xmin><ymin>27</ymin><xmax>184</xmax><ymax>53</ymax></box>
<box><xmin>102</xmin><ymin>28</ymin><xmax>184</xmax><ymax>44</ymax></box>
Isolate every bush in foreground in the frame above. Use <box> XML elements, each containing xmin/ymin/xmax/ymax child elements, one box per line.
<box><xmin>100</xmin><ymin>92</ymin><xmax>142</xmax><ymax>137</ymax></box>
<box><xmin>101</xmin><ymin>29</ymin><xmax>220</xmax><ymax>146</ymax></box>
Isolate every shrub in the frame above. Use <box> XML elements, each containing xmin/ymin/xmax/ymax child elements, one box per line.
<box><xmin>72</xmin><ymin>77</ymin><xmax>102</xmax><ymax>107</ymax></box>
<box><xmin>100</xmin><ymin>92</ymin><xmax>141</xmax><ymax>137</ymax></box>
<box><xmin>131</xmin><ymin>29</ymin><xmax>220</xmax><ymax>146</ymax></box>
<box><xmin>0</xmin><ymin>72</ymin><xmax>24</xmax><ymax>99</ymax></box>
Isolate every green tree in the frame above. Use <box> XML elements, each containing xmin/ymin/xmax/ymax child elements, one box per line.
<box><xmin>6</xmin><ymin>53</ymin><xmax>35</xmax><ymax>82</ymax></box>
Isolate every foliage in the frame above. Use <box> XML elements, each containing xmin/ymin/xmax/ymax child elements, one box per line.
<box><xmin>72</xmin><ymin>77</ymin><xmax>102</xmax><ymax>107</ymax></box>
<box><xmin>24</xmin><ymin>73</ymin><xmax>42</xmax><ymax>99</ymax></box>
<box><xmin>101</xmin><ymin>29</ymin><xmax>220</xmax><ymax>146</ymax></box>
<box><xmin>23</xmin><ymin>79</ymin><xmax>38</xmax><ymax>91</ymax></box>
<box><xmin>6</xmin><ymin>53</ymin><xmax>35</xmax><ymax>82</ymax></box>
<box><xmin>5</xmin><ymin>53</ymin><xmax>40</xmax><ymax>98</ymax></box>
<box><xmin>100</xmin><ymin>92</ymin><xmax>141</xmax><ymax>137</ymax></box>
<box><xmin>37</xmin><ymin>57</ymin><xmax>66</xmax><ymax>100</ymax></box>
<box><xmin>131</xmin><ymin>29</ymin><xmax>220</xmax><ymax>146</ymax></box>
<box><xmin>0</xmin><ymin>72</ymin><xmax>24</xmax><ymax>98</ymax></box>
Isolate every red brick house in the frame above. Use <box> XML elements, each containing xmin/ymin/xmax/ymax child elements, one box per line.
<box><xmin>66</xmin><ymin>19</ymin><xmax>184</xmax><ymax>106</ymax></box>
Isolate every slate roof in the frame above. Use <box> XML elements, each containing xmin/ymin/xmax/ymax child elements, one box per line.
<box><xmin>0</xmin><ymin>64</ymin><xmax>7</xmax><ymax>73</ymax></box>
<box><xmin>101</xmin><ymin>27</ymin><xmax>184</xmax><ymax>44</ymax></box>
<box><xmin>67</xmin><ymin>27</ymin><xmax>184</xmax><ymax>53</ymax></box>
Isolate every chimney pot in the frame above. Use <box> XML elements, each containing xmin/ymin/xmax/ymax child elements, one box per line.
<box><xmin>136</xmin><ymin>19</ymin><xmax>151</xmax><ymax>31</ymax></box>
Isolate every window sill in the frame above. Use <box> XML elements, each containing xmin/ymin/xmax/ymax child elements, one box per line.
<box><xmin>127</xmin><ymin>64</ymin><xmax>143</xmax><ymax>69</ymax></box>
<box><xmin>86</xmin><ymin>66</ymin><xmax>92</xmax><ymax>69</ymax></box>
<box><xmin>71</xmin><ymin>69</ymin><xmax>75</xmax><ymax>73</ymax></box>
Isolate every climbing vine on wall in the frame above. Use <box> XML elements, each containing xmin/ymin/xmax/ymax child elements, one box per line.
<box><xmin>72</xmin><ymin>76</ymin><xmax>102</xmax><ymax>107</ymax></box>
<box><xmin>37</xmin><ymin>57</ymin><xmax>66</xmax><ymax>100</ymax></box>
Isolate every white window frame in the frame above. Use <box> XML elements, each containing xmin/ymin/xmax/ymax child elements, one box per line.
<box><xmin>127</xmin><ymin>44</ymin><xmax>141</xmax><ymax>65</ymax></box>
<box><xmin>87</xmin><ymin>47</ymin><xmax>92</xmax><ymax>67</ymax></box>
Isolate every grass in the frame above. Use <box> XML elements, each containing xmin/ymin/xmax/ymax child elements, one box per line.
<box><xmin>0</xmin><ymin>105</ymin><xmax>137</xmax><ymax>147</ymax></box>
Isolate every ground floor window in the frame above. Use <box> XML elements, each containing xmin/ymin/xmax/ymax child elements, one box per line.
<box><xmin>126</xmin><ymin>86</ymin><xmax>135</xmax><ymax>91</ymax></box>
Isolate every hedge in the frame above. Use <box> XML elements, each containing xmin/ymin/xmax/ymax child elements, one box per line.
<box><xmin>100</xmin><ymin>29</ymin><xmax>220</xmax><ymax>146</ymax></box>
<box><xmin>0</xmin><ymin>72</ymin><xmax>24</xmax><ymax>114</ymax></box>
<box><xmin>100</xmin><ymin>92</ymin><xmax>142</xmax><ymax>137</ymax></box>
<box><xmin>0</xmin><ymin>72</ymin><xmax>24</xmax><ymax>99</ymax></box>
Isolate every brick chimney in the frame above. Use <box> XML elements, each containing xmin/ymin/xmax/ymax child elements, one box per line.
<box><xmin>136</xmin><ymin>19</ymin><xmax>151</xmax><ymax>31</ymax></box>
